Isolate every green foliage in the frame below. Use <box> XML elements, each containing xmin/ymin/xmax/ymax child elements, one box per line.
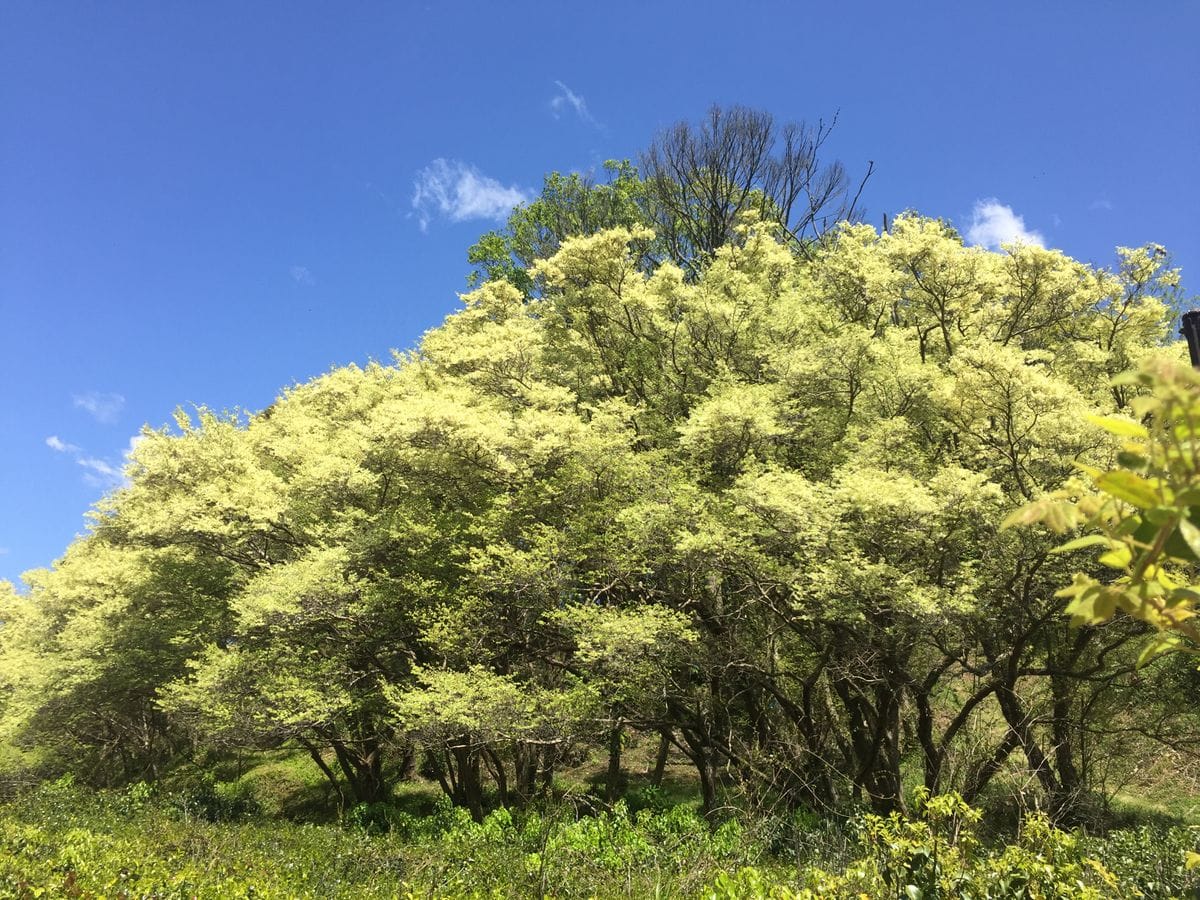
<box><xmin>467</xmin><ymin>160</ymin><xmax>650</xmax><ymax>292</ymax></box>
<box><xmin>468</xmin><ymin>106</ymin><xmax>865</xmax><ymax>292</ymax></box>
<box><xmin>0</xmin><ymin>786</ymin><xmax>765</xmax><ymax>899</ymax></box>
<box><xmin>168</xmin><ymin>771</ymin><xmax>263</xmax><ymax>822</ymax></box>
<box><xmin>0</xmin><ymin>781</ymin><xmax>413</xmax><ymax>898</ymax></box>
<box><xmin>1082</xmin><ymin>825</ymin><xmax>1200</xmax><ymax>898</ymax></box>
<box><xmin>1</xmin><ymin>202</ymin><xmax>1191</xmax><ymax>827</ymax></box>
<box><xmin>5</xmin><ymin>786</ymin><xmax>1195</xmax><ymax>898</ymax></box>
<box><xmin>387</xmin><ymin>666</ymin><xmax>597</xmax><ymax>747</ymax></box>
<box><xmin>1008</xmin><ymin>356</ymin><xmax>1200</xmax><ymax>658</ymax></box>
<box><xmin>857</xmin><ymin>794</ymin><xmax>1114</xmax><ymax>899</ymax></box>
<box><xmin>702</xmin><ymin>792</ymin><xmax>1200</xmax><ymax>899</ymax></box>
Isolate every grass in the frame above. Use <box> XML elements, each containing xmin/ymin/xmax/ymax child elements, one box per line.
<box><xmin>6</xmin><ymin>738</ymin><xmax>1200</xmax><ymax>898</ymax></box>
<box><xmin>5</xmin><ymin>776</ymin><xmax>1200</xmax><ymax>898</ymax></box>
<box><xmin>0</xmin><ymin>780</ymin><xmax>780</xmax><ymax>899</ymax></box>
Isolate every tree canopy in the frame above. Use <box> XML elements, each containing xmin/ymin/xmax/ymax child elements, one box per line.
<box><xmin>467</xmin><ymin>104</ymin><xmax>870</xmax><ymax>292</ymax></box>
<box><xmin>1</xmin><ymin>195</ymin><xmax>1193</xmax><ymax>824</ymax></box>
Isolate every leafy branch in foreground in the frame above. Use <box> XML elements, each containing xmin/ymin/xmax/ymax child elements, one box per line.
<box><xmin>1006</xmin><ymin>357</ymin><xmax>1200</xmax><ymax>660</ymax></box>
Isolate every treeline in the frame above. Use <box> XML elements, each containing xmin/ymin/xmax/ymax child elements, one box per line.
<box><xmin>1</xmin><ymin>108</ymin><xmax>1195</xmax><ymax>826</ymax></box>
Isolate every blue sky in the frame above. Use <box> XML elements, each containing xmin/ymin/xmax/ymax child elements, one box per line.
<box><xmin>2</xmin><ymin>0</ymin><xmax>1198</xmax><ymax>584</ymax></box>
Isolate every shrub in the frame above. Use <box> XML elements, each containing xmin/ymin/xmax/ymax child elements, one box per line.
<box><xmin>3</xmin><ymin>784</ymin><xmax>1198</xmax><ymax>898</ymax></box>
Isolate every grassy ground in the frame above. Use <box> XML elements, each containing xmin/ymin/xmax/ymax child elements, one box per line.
<box><xmin>0</xmin><ymin>780</ymin><xmax>783</xmax><ymax>899</ymax></box>
<box><xmin>4</xmin><ymin>738</ymin><xmax>1200</xmax><ymax>898</ymax></box>
<box><xmin>3</xmin><ymin>773</ymin><xmax>1200</xmax><ymax>898</ymax></box>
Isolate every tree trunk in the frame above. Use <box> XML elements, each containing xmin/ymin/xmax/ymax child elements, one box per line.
<box><xmin>329</xmin><ymin>737</ymin><xmax>388</xmax><ymax>805</ymax></box>
<box><xmin>300</xmin><ymin>738</ymin><xmax>346</xmax><ymax>810</ymax></box>
<box><xmin>515</xmin><ymin>742</ymin><xmax>538</xmax><ymax>800</ymax></box>
<box><xmin>537</xmin><ymin>744</ymin><xmax>556</xmax><ymax>792</ymax></box>
<box><xmin>831</xmin><ymin>672</ymin><xmax>904</xmax><ymax>813</ymax></box>
<box><xmin>397</xmin><ymin>742</ymin><xmax>417</xmax><ymax>782</ymax></box>
<box><xmin>1049</xmin><ymin>673</ymin><xmax>1083</xmax><ymax>823</ymax></box>
<box><xmin>605</xmin><ymin>719</ymin><xmax>624</xmax><ymax>803</ymax></box>
<box><xmin>451</xmin><ymin>742</ymin><xmax>485</xmax><ymax>822</ymax></box>
<box><xmin>482</xmin><ymin>745</ymin><xmax>509</xmax><ymax>808</ymax></box>
<box><xmin>697</xmin><ymin>751</ymin><xmax>718</xmax><ymax>816</ymax></box>
<box><xmin>994</xmin><ymin>682</ymin><xmax>1063</xmax><ymax>808</ymax></box>
<box><xmin>650</xmin><ymin>730</ymin><xmax>671</xmax><ymax>787</ymax></box>
<box><xmin>963</xmin><ymin>728</ymin><xmax>1020</xmax><ymax>805</ymax></box>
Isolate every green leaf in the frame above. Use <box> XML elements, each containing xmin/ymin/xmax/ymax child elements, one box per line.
<box><xmin>1177</xmin><ymin>518</ymin><xmax>1200</xmax><ymax>561</ymax></box>
<box><xmin>1137</xmin><ymin>632</ymin><xmax>1182</xmax><ymax>668</ymax></box>
<box><xmin>1064</xmin><ymin>594</ymin><xmax>1097</xmax><ymax>625</ymax></box>
<box><xmin>1050</xmin><ymin>535</ymin><xmax>1111</xmax><ymax>554</ymax></box>
<box><xmin>1065</xmin><ymin>588</ymin><xmax>1116</xmax><ymax>626</ymax></box>
<box><xmin>1086</xmin><ymin>414</ymin><xmax>1148</xmax><ymax>440</ymax></box>
<box><xmin>1144</xmin><ymin>506</ymin><xmax>1174</xmax><ymax>525</ymax></box>
<box><xmin>1166</xmin><ymin>587</ymin><xmax>1200</xmax><ymax>606</ymax></box>
<box><xmin>1002</xmin><ymin>498</ymin><xmax>1083</xmax><ymax>533</ymax></box>
<box><xmin>1097</xmin><ymin>546</ymin><xmax>1133</xmax><ymax>570</ymax></box>
<box><xmin>1095</xmin><ymin>470</ymin><xmax>1161</xmax><ymax>509</ymax></box>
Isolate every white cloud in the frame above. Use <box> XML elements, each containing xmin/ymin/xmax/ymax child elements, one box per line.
<box><xmin>1089</xmin><ymin>198</ymin><xmax>1114</xmax><ymax>212</ymax></box>
<box><xmin>46</xmin><ymin>433</ymin><xmax>138</xmax><ymax>490</ymax></box>
<box><xmin>411</xmin><ymin>159</ymin><xmax>530</xmax><ymax>232</ymax></box>
<box><xmin>290</xmin><ymin>265</ymin><xmax>315</xmax><ymax>285</ymax></box>
<box><xmin>73</xmin><ymin>391</ymin><xmax>125</xmax><ymax>424</ymax></box>
<box><xmin>0</xmin><ymin>547</ymin><xmax>9</xmax><ymax>556</ymax></box>
<box><xmin>46</xmin><ymin>435</ymin><xmax>80</xmax><ymax>453</ymax></box>
<box><xmin>77</xmin><ymin>456</ymin><xmax>124</xmax><ymax>489</ymax></box>
<box><xmin>966</xmin><ymin>199</ymin><xmax>1044</xmax><ymax>250</ymax></box>
<box><xmin>550</xmin><ymin>80</ymin><xmax>600</xmax><ymax>128</ymax></box>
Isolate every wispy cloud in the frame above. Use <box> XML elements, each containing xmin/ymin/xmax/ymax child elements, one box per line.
<box><xmin>1089</xmin><ymin>198</ymin><xmax>1114</xmax><ymax>212</ymax></box>
<box><xmin>46</xmin><ymin>435</ymin><xmax>80</xmax><ymax>453</ymax></box>
<box><xmin>966</xmin><ymin>199</ymin><xmax>1044</xmax><ymax>250</ymax></box>
<box><xmin>290</xmin><ymin>265</ymin><xmax>315</xmax><ymax>285</ymax></box>
<box><xmin>411</xmin><ymin>159</ymin><xmax>529</xmax><ymax>232</ymax></box>
<box><xmin>45</xmin><ymin>433</ymin><xmax>140</xmax><ymax>490</ymax></box>
<box><xmin>0</xmin><ymin>547</ymin><xmax>10</xmax><ymax>556</ymax></box>
<box><xmin>550</xmin><ymin>80</ymin><xmax>601</xmax><ymax>128</ymax></box>
<box><xmin>77</xmin><ymin>456</ymin><xmax>123</xmax><ymax>489</ymax></box>
<box><xmin>73</xmin><ymin>391</ymin><xmax>125</xmax><ymax>424</ymax></box>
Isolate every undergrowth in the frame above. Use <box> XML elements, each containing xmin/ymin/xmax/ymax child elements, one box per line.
<box><xmin>1</xmin><ymin>779</ymin><xmax>1198</xmax><ymax>898</ymax></box>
